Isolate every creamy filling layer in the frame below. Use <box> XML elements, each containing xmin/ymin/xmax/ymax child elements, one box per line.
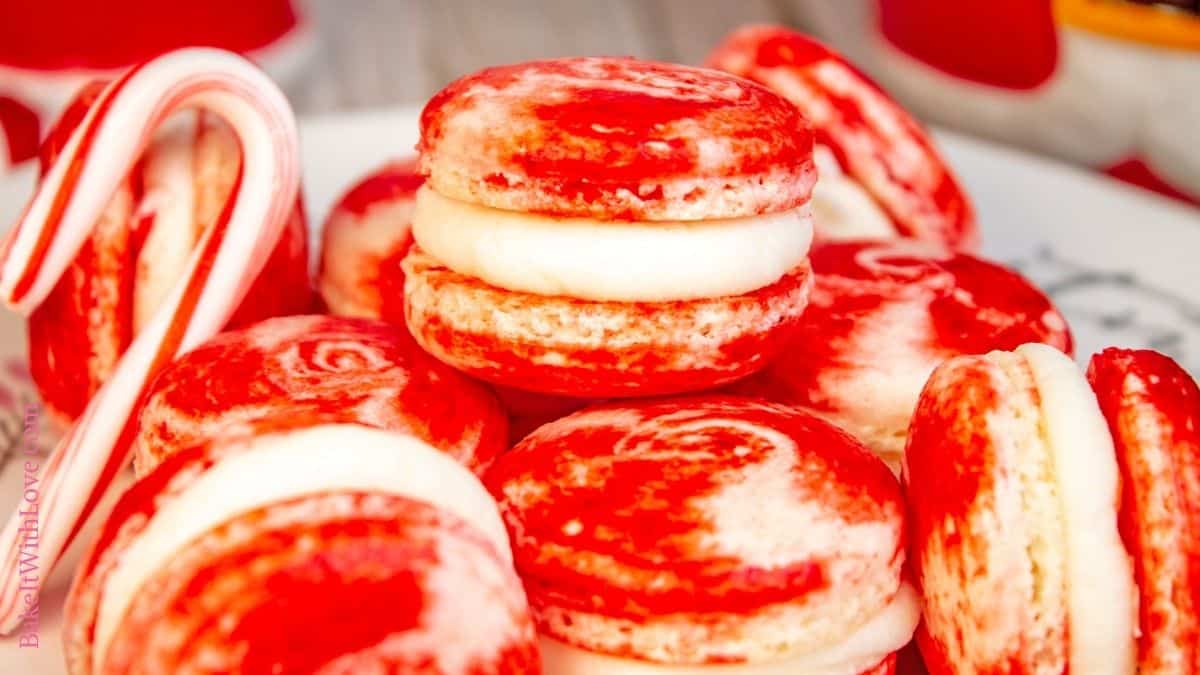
<box><xmin>411</xmin><ymin>186</ymin><xmax>812</xmax><ymax>302</ymax></box>
<box><xmin>93</xmin><ymin>425</ymin><xmax>510</xmax><ymax>673</ymax></box>
<box><xmin>1016</xmin><ymin>344</ymin><xmax>1137</xmax><ymax>674</ymax></box>
<box><xmin>539</xmin><ymin>583</ymin><xmax>919</xmax><ymax>675</ymax></box>
<box><xmin>810</xmin><ymin>145</ymin><xmax>897</xmax><ymax>241</ymax></box>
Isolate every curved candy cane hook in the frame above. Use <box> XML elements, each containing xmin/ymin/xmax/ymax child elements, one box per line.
<box><xmin>0</xmin><ymin>48</ymin><xmax>299</xmax><ymax>633</ymax></box>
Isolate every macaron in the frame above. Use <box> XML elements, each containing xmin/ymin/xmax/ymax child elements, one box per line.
<box><xmin>317</xmin><ymin>158</ymin><xmax>421</xmax><ymax>324</ymax></box>
<box><xmin>904</xmin><ymin>343</ymin><xmax>1200</xmax><ymax>673</ymax></box>
<box><xmin>732</xmin><ymin>239</ymin><xmax>1071</xmax><ymax>471</ymax></box>
<box><xmin>405</xmin><ymin>57</ymin><xmax>817</xmax><ymax>398</ymax></box>
<box><xmin>486</xmin><ymin>395</ymin><xmax>919</xmax><ymax>673</ymax></box>
<box><xmin>64</xmin><ymin>424</ymin><xmax>540</xmax><ymax>675</ymax></box>
<box><xmin>132</xmin><ymin>314</ymin><xmax>508</xmax><ymax>476</ymax></box>
<box><xmin>707</xmin><ymin>25</ymin><xmax>977</xmax><ymax>248</ymax></box>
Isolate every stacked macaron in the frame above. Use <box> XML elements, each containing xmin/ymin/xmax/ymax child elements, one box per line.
<box><xmin>733</xmin><ymin>240</ymin><xmax>1071</xmax><ymax>470</ymax></box>
<box><xmin>486</xmin><ymin>396</ymin><xmax>919</xmax><ymax>673</ymax></box>
<box><xmin>403</xmin><ymin>57</ymin><xmax>818</xmax><ymax>398</ymax></box>
<box><xmin>707</xmin><ymin>25</ymin><xmax>977</xmax><ymax>248</ymax></box>
<box><xmin>905</xmin><ymin>344</ymin><xmax>1199</xmax><ymax>673</ymax></box>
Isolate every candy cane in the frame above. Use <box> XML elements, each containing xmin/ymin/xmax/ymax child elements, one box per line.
<box><xmin>0</xmin><ymin>48</ymin><xmax>299</xmax><ymax>634</ymax></box>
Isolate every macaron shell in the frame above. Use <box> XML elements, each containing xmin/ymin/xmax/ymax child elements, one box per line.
<box><xmin>317</xmin><ymin>159</ymin><xmax>421</xmax><ymax>325</ymax></box>
<box><xmin>486</xmin><ymin>396</ymin><xmax>905</xmax><ymax>663</ymax></box>
<box><xmin>904</xmin><ymin>352</ymin><xmax>1069</xmax><ymax>672</ymax></box>
<box><xmin>132</xmin><ymin>314</ymin><xmax>508</xmax><ymax>475</ymax></box>
<box><xmin>706</xmin><ymin>25</ymin><xmax>978</xmax><ymax>249</ymax></box>
<box><xmin>403</xmin><ymin>249</ymin><xmax>812</xmax><ymax>397</ymax></box>
<box><xmin>732</xmin><ymin>240</ymin><xmax>1071</xmax><ymax>467</ymax></box>
<box><xmin>419</xmin><ymin>56</ymin><xmax>816</xmax><ymax>221</ymax></box>
<box><xmin>1088</xmin><ymin>348</ymin><xmax>1200</xmax><ymax>673</ymax></box>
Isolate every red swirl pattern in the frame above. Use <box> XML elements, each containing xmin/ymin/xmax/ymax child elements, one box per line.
<box><xmin>133</xmin><ymin>314</ymin><xmax>509</xmax><ymax>476</ymax></box>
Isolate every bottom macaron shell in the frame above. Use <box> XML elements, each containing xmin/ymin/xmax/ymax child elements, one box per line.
<box><xmin>1088</xmin><ymin>348</ymin><xmax>1200</xmax><ymax>673</ymax></box>
<box><xmin>132</xmin><ymin>315</ymin><xmax>508</xmax><ymax>476</ymax></box>
<box><xmin>403</xmin><ymin>249</ymin><xmax>812</xmax><ymax>397</ymax></box>
<box><xmin>486</xmin><ymin>396</ymin><xmax>908</xmax><ymax>664</ymax></box>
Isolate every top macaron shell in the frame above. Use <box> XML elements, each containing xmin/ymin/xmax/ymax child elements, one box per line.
<box><xmin>1088</xmin><ymin>348</ymin><xmax>1200</xmax><ymax>673</ymax></box>
<box><xmin>706</xmin><ymin>25</ymin><xmax>978</xmax><ymax>249</ymax></box>
<box><xmin>419</xmin><ymin>57</ymin><xmax>816</xmax><ymax>221</ymax></box>
<box><xmin>485</xmin><ymin>396</ymin><xmax>905</xmax><ymax>664</ymax></box>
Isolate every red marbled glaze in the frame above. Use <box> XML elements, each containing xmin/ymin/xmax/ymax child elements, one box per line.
<box><xmin>733</xmin><ymin>240</ymin><xmax>1070</xmax><ymax>464</ymax></box>
<box><xmin>65</xmin><ymin>433</ymin><xmax>540</xmax><ymax>675</ymax></box>
<box><xmin>27</xmin><ymin>85</ymin><xmax>311</xmax><ymax>424</ymax></box>
<box><xmin>419</xmin><ymin>57</ymin><xmax>816</xmax><ymax>221</ymax></box>
<box><xmin>486</xmin><ymin>396</ymin><xmax>905</xmax><ymax>663</ymax></box>
<box><xmin>404</xmin><ymin>248</ymin><xmax>812</xmax><ymax>398</ymax></box>
<box><xmin>1088</xmin><ymin>348</ymin><xmax>1200</xmax><ymax>674</ymax></box>
<box><xmin>132</xmin><ymin>315</ymin><xmax>508</xmax><ymax>476</ymax></box>
<box><xmin>317</xmin><ymin>159</ymin><xmax>421</xmax><ymax>326</ymax></box>
<box><xmin>904</xmin><ymin>352</ymin><xmax>1069</xmax><ymax>673</ymax></box>
<box><xmin>707</xmin><ymin>26</ymin><xmax>978</xmax><ymax>249</ymax></box>
<box><xmin>0</xmin><ymin>1</ymin><xmax>299</xmax><ymax>71</ymax></box>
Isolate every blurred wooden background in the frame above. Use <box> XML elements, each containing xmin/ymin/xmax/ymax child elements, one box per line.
<box><xmin>290</xmin><ymin>0</ymin><xmax>868</xmax><ymax>114</ymax></box>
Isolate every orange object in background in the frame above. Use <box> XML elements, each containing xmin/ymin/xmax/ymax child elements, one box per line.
<box><xmin>869</xmin><ymin>0</ymin><xmax>1200</xmax><ymax>206</ymax></box>
<box><xmin>0</xmin><ymin>0</ymin><xmax>312</xmax><ymax>170</ymax></box>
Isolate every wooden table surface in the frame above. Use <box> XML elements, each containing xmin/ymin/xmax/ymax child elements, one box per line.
<box><xmin>289</xmin><ymin>0</ymin><xmax>865</xmax><ymax>114</ymax></box>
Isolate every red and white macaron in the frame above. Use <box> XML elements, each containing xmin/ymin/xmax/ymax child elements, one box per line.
<box><xmin>132</xmin><ymin>314</ymin><xmax>509</xmax><ymax>476</ymax></box>
<box><xmin>707</xmin><ymin>25</ymin><xmax>977</xmax><ymax>249</ymax></box>
<box><xmin>64</xmin><ymin>424</ymin><xmax>540</xmax><ymax>674</ymax></box>
<box><xmin>405</xmin><ymin>57</ymin><xmax>817</xmax><ymax>398</ymax></box>
<box><xmin>905</xmin><ymin>343</ymin><xmax>1200</xmax><ymax>673</ymax></box>
<box><xmin>317</xmin><ymin>158</ymin><xmax>422</xmax><ymax>325</ymax></box>
<box><xmin>732</xmin><ymin>240</ymin><xmax>1071</xmax><ymax>470</ymax></box>
<box><xmin>486</xmin><ymin>395</ymin><xmax>919</xmax><ymax>673</ymax></box>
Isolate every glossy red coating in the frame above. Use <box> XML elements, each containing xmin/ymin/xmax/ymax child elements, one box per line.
<box><xmin>0</xmin><ymin>96</ymin><xmax>39</xmax><ymax>166</ymax></box>
<box><xmin>26</xmin><ymin>85</ymin><xmax>312</xmax><ymax>424</ymax></box>
<box><xmin>485</xmin><ymin>395</ymin><xmax>904</xmax><ymax>662</ymax></box>
<box><xmin>317</xmin><ymin>159</ymin><xmax>421</xmax><ymax>326</ymax></box>
<box><xmin>403</xmin><ymin>249</ymin><xmax>812</xmax><ymax>398</ymax></box>
<box><xmin>732</xmin><ymin>240</ymin><xmax>1070</xmax><ymax>462</ymax></box>
<box><xmin>419</xmin><ymin>56</ymin><xmax>816</xmax><ymax>221</ymax></box>
<box><xmin>706</xmin><ymin>26</ymin><xmax>978</xmax><ymax>249</ymax></box>
<box><xmin>0</xmin><ymin>1</ymin><xmax>299</xmax><ymax>71</ymax></box>
<box><xmin>132</xmin><ymin>315</ymin><xmax>508</xmax><ymax>476</ymax></box>
<box><xmin>1088</xmin><ymin>348</ymin><xmax>1200</xmax><ymax>674</ymax></box>
<box><xmin>64</xmin><ymin>434</ymin><xmax>540</xmax><ymax>675</ymax></box>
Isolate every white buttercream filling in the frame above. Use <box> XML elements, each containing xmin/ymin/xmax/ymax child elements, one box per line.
<box><xmin>92</xmin><ymin>425</ymin><xmax>510</xmax><ymax>673</ymax></box>
<box><xmin>1016</xmin><ymin>344</ymin><xmax>1137</xmax><ymax>674</ymax></box>
<box><xmin>539</xmin><ymin>583</ymin><xmax>919</xmax><ymax>675</ymax></box>
<box><xmin>810</xmin><ymin>145</ymin><xmax>897</xmax><ymax>241</ymax></box>
<box><xmin>411</xmin><ymin>186</ymin><xmax>812</xmax><ymax>302</ymax></box>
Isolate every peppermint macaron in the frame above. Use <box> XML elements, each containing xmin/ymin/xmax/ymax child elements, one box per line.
<box><xmin>733</xmin><ymin>240</ymin><xmax>1071</xmax><ymax>470</ymax></box>
<box><xmin>707</xmin><ymin>25</ymin><xmax>977</xmax><ymax>248</ymax></box>
<box><xmin>905</xmin><ymin>343</ymin><xmax>1200</xmax><ymax>673</ymax></box>
<box><xmin>486</xmin><ymin>396</ymin><xmax>919</xmax><ymax>673</ymax></box>
<box><xmin>404</xmin><ymin>57</ymin><xmax>817</xmax><ymax>398</ymax></box>
<box><xmin>64</xmin><ymin>424</ymin><xmax>540</xmax><ymax>674</ymax></box>
<box><xmin>132</xmin><ymin>315</ymin><xmax>508</xmax><ymax>476</ymax></box>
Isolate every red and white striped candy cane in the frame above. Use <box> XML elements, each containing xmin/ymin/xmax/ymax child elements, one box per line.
<box><xmin>0</xmin><ymin>47</ymin><xmax>299</xmax><ymax>633</ymax></box>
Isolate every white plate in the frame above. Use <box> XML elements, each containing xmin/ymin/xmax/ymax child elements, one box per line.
<box><xmin>0</xmin><ymin>106</ymin><xmax>1197</xmax><ymax>672</ymax></box>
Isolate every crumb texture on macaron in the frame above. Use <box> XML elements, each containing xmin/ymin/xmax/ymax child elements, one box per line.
<box><xmin>419</xmin><ymin>56</ymin><xmax>816</xmax><ymax>221</ymax></box>
<box><xmin>486</xmin><ymin>396</ymin><xmax>908</xmax><ymax>664</ymax></box>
